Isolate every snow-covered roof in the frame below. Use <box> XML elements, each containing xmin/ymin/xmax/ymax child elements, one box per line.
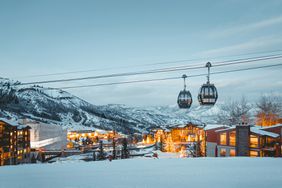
<box><xmin>96</xmin><ymin>130</ymin><xmax>108</xmax><ymax>134</ymax></box>
<box><xmin>168</xmin><ymin>122</ymin><xmax>205</xmax><ymax>129</ymax></box>
<box><xmin>260</xmin><ymin>124</ymin><xmax>282</xmax><ymax>130</ymax></box>
<box><xmin>0</xmin><ymin>118</ymin><xmax>30</xmax><ymax>129</ymax></box>
<box><xmin>204</xmin><ymin>124</ymin><xmax>229</xmax><ymax>131</ymax></box>
<box><xmin>68</xmin><ymin>130</ymin><xmax>95</xmax><ymax>133</ymax></box>
<box><xmin>215</xmin><ymin>125</ymin><xmax>279</xmax><ymax>138</ymax></box>
<box><xmin>215</xmin><ymin>126</ymin><xmax>236</xmax><ymax>132</ymax></box>
<box><xmin>250</xmin><ymin>127</ymin><xmax>279</xmax><ymax>138</ymax></box>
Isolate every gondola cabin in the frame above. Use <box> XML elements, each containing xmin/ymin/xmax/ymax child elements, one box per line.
<box><xmin>198</xmin><ymin>62</ymin><xmax>218</xmax><ymax>105</ymax></box>
<box><xmin>177</xmin><ymin>74</ymin><xmax>193</xmax><ymax>109</ymax></box>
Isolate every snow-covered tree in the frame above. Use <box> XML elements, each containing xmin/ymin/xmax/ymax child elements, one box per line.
<box><xmin>256</xmin><ymin>95</ymin><xmax>282</xmax><ymax>126</ymax></box>
<box><xmin>217</xmin><ymin>96</ymin><xmax>252</xmax><ymax>125</ymax></box>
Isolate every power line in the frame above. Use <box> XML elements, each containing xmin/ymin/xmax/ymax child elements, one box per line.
<box><xmin>58</xmin><ymin>63</ymin><xmax>282</xmax><ymax>89</ymax></box>
<box><xmin>18</xmin><ymin>54</ymin><xmax>282</xmax><ymax>86</ymax></box>
<box><xmin>14</xmin><ymin>49</ymin><xmax>282</xmax><ymax>78</ymax></box>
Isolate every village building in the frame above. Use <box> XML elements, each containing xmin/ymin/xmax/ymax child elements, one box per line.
<box><xmin>67</xmin><ymin>129</ymin><xmax>124</xmax><ymax>148</ymax></box>
<box><xmin>145</xmin><ymin>122</ymin><xmax>206</xmax><ymax>157</ymax></box>
<box><xmin>146</xmin><ymin>122</ymin><xmax>282</xmax><ymax>158</ymax></box>
<box><xmin>205</xmin><ymin>124</ymin><xmax>229</xmax><ymax>157</ymax></box>
<box><xmin>216</xmin><ymin>124</ymin><xmax>281</xmax><ymax>157</ymax></box>
<box><xmin>0</xmin><ymin>119</ymin><xmax>31</xmax><ymax>166</ymax></box>
<box><xmin>19</xmin><ymin>119</ymin><xmax>67</xmax><ymax>150</ymax></box>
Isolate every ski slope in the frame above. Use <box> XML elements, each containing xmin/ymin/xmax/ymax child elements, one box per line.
<box><xmin>1</xmin><ymin>157</ymin><xmax>282</xmax><ymax>188</ymax></box>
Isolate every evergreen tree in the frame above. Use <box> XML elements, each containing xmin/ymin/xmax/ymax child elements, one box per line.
<box><xmin>98</xmin><ymin>140</ymin><xmax>105</xmax><ymax>160</ymax></box>
<box><xmin>121</xmin><ymin>138</ymin><xmax>129</xmax><ymax>159</ymax></box>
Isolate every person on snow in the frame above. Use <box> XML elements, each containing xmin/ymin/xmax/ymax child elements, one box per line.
<box><xmin>153</xmin><ymin>152</ymin><xmax>159</xmax><ymax>159</ymax></box>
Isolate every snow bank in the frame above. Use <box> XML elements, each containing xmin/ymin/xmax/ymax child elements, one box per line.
<box><xmin>1</xmin><ymin>158</ymin><xmax>282</xmax><ymax>188</ymax></box>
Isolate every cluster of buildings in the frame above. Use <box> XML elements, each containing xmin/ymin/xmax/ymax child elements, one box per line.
<box><xmin>67</xmin><ymin>129</ymin><xmax>124</xmax><ymax>148</ymax></box>
<box><xmin>1</xmin><ymin>116</ymin><xmax>282</xmax><ymax>166</ymax></box>
<box><xmin>0</xmin><ymin>118</ymin><xmax>126</xmax><ymax>166</ymax></box>
<box><xmin>144</xmin><ymin>122</ymin><xmax>282</xmax><ymax>157</ymax></box>
<box><xmin>0</xmin><ymin>118</ymin><xmax>69</xmax><ymax>166</ymax></box>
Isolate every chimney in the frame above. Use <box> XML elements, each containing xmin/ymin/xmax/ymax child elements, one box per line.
<box><xmin>235</xmin><ymin>124</ymin><xmax>250</xmax><ymax>156</ymax></box>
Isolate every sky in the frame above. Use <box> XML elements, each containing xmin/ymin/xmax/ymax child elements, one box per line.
<box><xmin>0</xmin><ymin>0</ymin><xmax>282</xmax><ymax>106</ymax></box>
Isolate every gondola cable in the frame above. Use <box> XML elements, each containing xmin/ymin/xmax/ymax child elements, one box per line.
<box><xmin>56</xmin><ymin>63</ymin><xmax>282</xmax><ymax>89</ymax></box>
<box><xmin>17</xmin><ymin>54</ymin><xmax>282</xmax><ymax>86</ymax></box>
<box><xmin>13</xmin><ymin>49</ymin><xmax>282</xmax><ymax>79</ymax></box>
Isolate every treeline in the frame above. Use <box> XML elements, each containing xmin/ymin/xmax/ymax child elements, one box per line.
<box><xmin>217</xmin><ymin>95</ymin><xmax>282</xmax><ymax>126</ymax></box>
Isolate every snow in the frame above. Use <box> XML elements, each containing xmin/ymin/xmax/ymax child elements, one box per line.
<box><xmin>215</xmin><ymin>125</ymin><xmax>280</xmax><ymax>138</ymax></box>
<box><xmin>1</xmin><ymin>157</ymin><xmax>282</xmax><ymax>188</ymax></box>
<box><xmin>261</xmin><ymin>124</ymin><xmax>282</xmax><ymax>129</ymax></box>
<box><xmin>0</xmin><ymin>118</ymin><xmax>29</xmax><ymax>129</ymax></box>
<box><xmin>204</xmin><ymin>124</ymin><xmax>229</xmax><ymax>130</ymax></box>
<box><xmin>30</xmin><ymin>136</ymin><xmax>64</xmax><ymax>148</ymax></box>
<box><xmin>250</xmin><ymin>127</ymin><xmax>279</xmax><ymax>138</ymax></box>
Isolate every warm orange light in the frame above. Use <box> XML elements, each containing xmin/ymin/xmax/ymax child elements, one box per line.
<box><xmin>256</xmin><ymin>112</ymin><xmax>279</xmax><ymax>126</ymax></box>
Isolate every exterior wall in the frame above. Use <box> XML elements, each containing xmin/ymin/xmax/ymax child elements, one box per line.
<box><xmin>205</xmin><ymin>126</ymin><xmax>230</xmax><ymax>157</ymax></box>
<box><xmin>206</xmin><ymin>128</ymin><xmax>225</xmax><ymax>143</ymax></box>
<box><xmin>16</xmin><ymin>127</ymin><xmax>31</xmax><ymax>164</ymax></box>
<box><xmin>217</xmin><ymin>145</ymin><xmax>236</xmax><ymax>157</ymax></box>
<box><xmin>262</xmin><ymin>126</ymin><xmax>282</xmax><ymax>147</ymax></box>
<box><xmin>256</xmin><ymin>125</ymin><xmax>282</xmax><ymax>157</ymax></box>
<box><xmin>19</xmin><ymin>120</ymin><xmax>67</xmax><ymax>150</ymax></box>
<box><xmin>206</xmin><ymin>142</ymin><xmax>217</xmax><ymax>157</ymax></box>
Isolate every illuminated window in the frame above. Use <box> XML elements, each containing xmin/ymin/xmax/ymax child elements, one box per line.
<box><xmin>220</xmin><ymin>148</ymin><xmax>226</xmax><ymax>157</ymax></box>
<box><xmin>250</xmin><ymin>135</ymin><xmax>259</xmax><ymax>148</ymax></box>
<box><xmin>250</xmin><ymin>150</ymin><xmax>259</xmax><ymax>157</ymax></box>
<box><xmin>220</xmin><ymin>133</ymin><xmax>227</xmax><ymax>145</ymax></box>
<box><xmin>229</xmin><ymin>131</ymin><xmax>236</xmax><ymax>146</ymax></box>
<box><xmin>230</xmin><ymin>149</ymin><xmax>236</xmax><ymax>157</ymax></box>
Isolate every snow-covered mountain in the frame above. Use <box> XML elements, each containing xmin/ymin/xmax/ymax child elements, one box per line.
<box><xmin>1</xmin><ymin>77</ymin><xmax>219</xmax><ymax>134</ymax></box>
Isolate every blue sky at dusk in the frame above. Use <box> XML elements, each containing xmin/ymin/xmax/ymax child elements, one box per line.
<box><xmin>0</xmin><ymin>0</ymin><xmax>282</xmax><ymax>106</ymax></box>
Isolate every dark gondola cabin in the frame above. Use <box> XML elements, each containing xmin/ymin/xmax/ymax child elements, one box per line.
<box><xmin>198</xmin><ymin>83</ymin><xmax>218</xmax><ymax>105</ymax></box>
<box><xmin>177</xmin><ymin>74</ymin><xmax>193</xmax><ymax>109</ymax></box>
<box><xmin>198</xmin><ymin>62</ymin><xmax>218</xmax><ymax>105</ymax></box>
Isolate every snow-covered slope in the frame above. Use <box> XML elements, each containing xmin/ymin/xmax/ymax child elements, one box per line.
<box><xmin>1</xmin><ymin>157</ymin><xmax>282</xmax><ymax>188</ymax></box>
<box><xmin>0</xmin><ymin>78</ymin><xmax>208</xmax><ymax>134</ymax></box>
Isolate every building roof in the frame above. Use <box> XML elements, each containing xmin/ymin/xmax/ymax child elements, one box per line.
<box><xmin>204</xmin><ymin>124</ymin><xmax>229</xmax><ymax>131</ymax></box>
<box><xmin>168</xmin><ymin>122</ymin><xmax>206</xmax><ymax>129</ymax></box>
<box><xmin>250</xmin><ymin>127</ymin><xmax>279</xmax><ymax>138</ymax></box>
<box><xmin>0</xmin><ymin>118</ymin><xmax>30</xmax><ymax>129</ymax></box>
<box><xmin>215</xmin><ymin>126</ymin><xmax>235</xmax><ymax>133</ymax></box>
<box><xmin>260</xmin><ymin>124</ymin><xmax>282</xmax><ymax>130</ymax></box>
<box><xmin>215</xmin><ymin>125</ymin><xmax>279</xmax><ymax>138</ymax></box>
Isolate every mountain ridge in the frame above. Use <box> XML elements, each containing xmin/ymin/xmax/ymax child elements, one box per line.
<box><xmin>0</xmin><ymin>77</ymin><xmax>210</xmax><ymax>134</ymax></box>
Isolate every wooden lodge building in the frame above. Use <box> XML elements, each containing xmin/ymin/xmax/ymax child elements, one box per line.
<box><xmin>0</xmin><ymin>119</ymin><xmax>31</xmax><ymax>166</ymax></box>
<box><xmin>144</xmin><ymin>122</ymin><xmax>206</xmax><ymax>157</ymax></box>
